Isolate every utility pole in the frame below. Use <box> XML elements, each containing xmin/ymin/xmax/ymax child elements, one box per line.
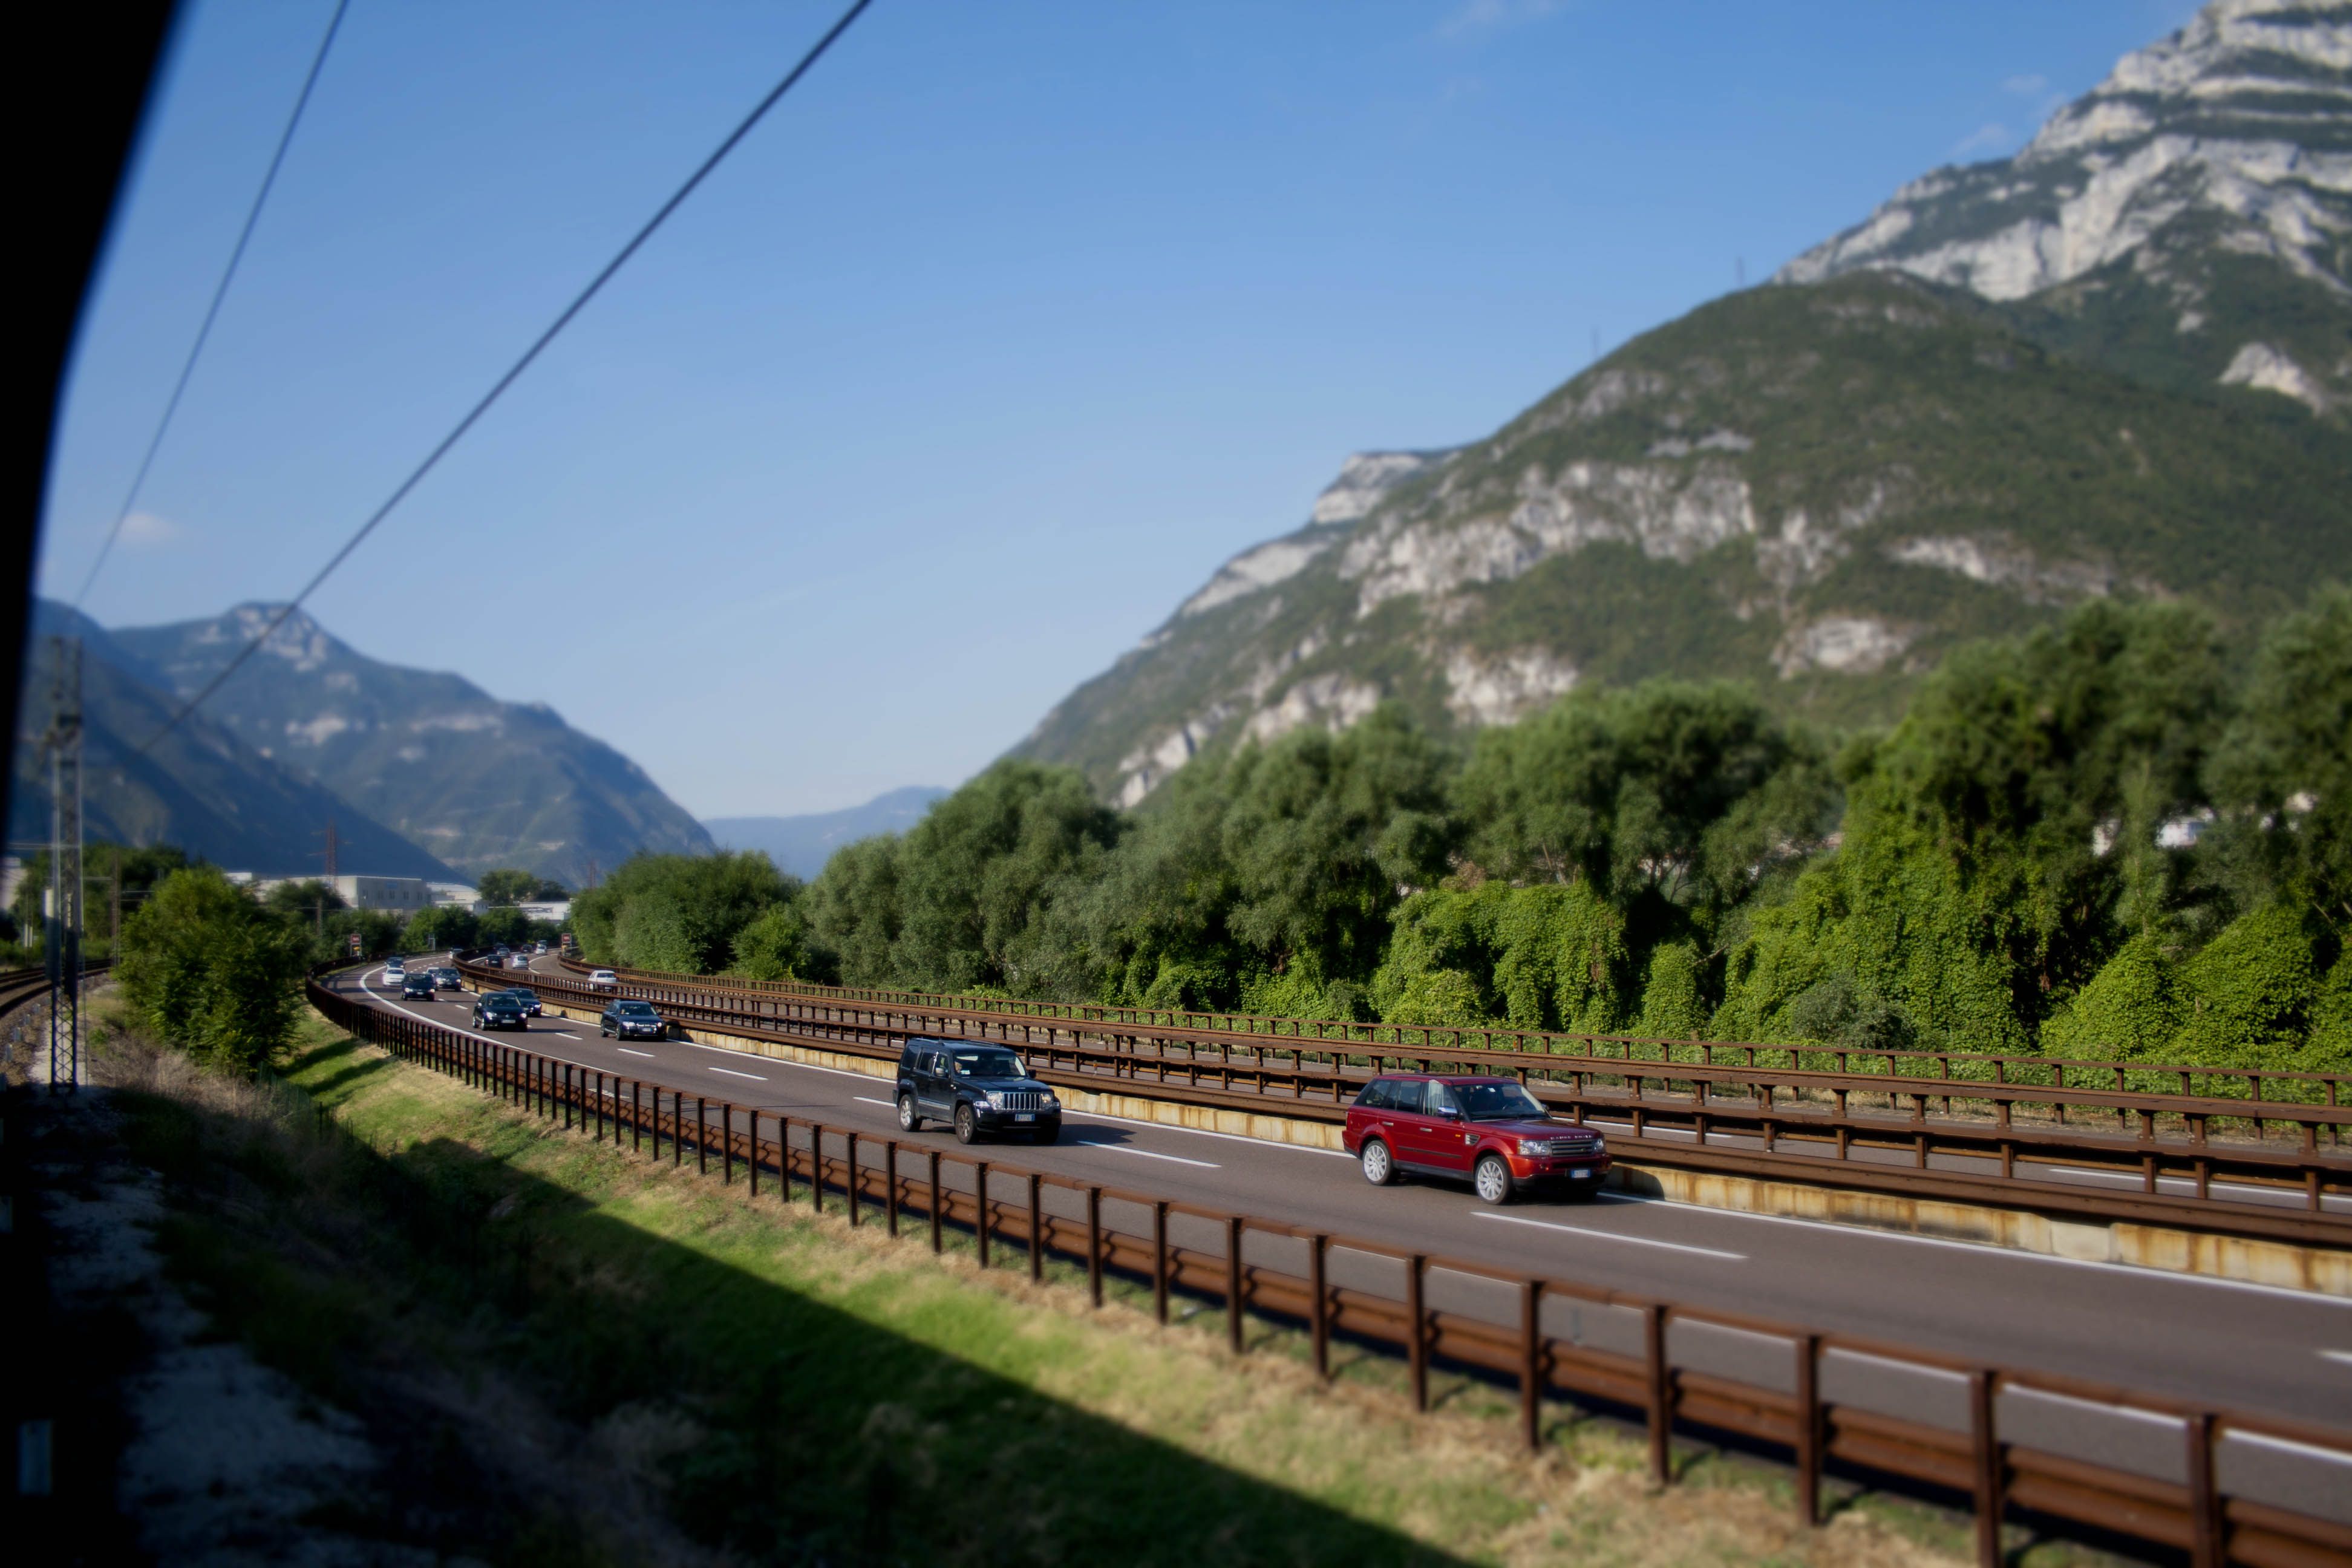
<box><xmin>44</xmin><ymin>637</ymin><xmax>82</xmax><ymax>1094</ymax></box>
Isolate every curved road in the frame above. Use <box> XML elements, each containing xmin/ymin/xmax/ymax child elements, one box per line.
<box><xmin>332</xmin><ymin>956</ymin><xmax>2352</xmax><ymax>1517</ymax></box>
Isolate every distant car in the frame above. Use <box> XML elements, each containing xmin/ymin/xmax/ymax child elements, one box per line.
<box><xmin>433</xmin><ymin>967</ymin><xmax>462</xmax><ymax>989</ymax></box>
<box><xmin>384</xmin><ymin>960</ymin><xmax>406</xmax><ymax>982</ymax></box>
<box><xmin>497</xmin><ymin>986</ymin><xmax>543</xmax><ymax>1017</ymax></box>
<box><xmin>535</xmin><ymin>941</ymin><xmax>547</xmax><ymax>954</ymax></box>
<box><xmin>400</xmin><ymin>971</ymin><xmax>436</xmax><ymax>999</ymax></box>
<box><xmin>589</xmin><ymin>969</ymin><xmax>618</xmax><ymax>988</ymax></box>
<box><xmin>599</xmin><ymin>1000</ymin><xmax>668</xmax><ymax>1041</ymax></box>
<box><xmin>511</xmin><ymin>953</ymin><xmax>532</xmax><ymax>970</ymax></box>
<box><xmin>472</xmin><ymin>993</ymin><xmax>529</xmax><ymax>1031</ymax></box>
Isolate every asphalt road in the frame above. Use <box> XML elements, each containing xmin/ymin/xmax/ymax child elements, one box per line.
<box><xmin>338</xmin><ymin>956</ymin><xmax>2352</xmax><ymax>1518</ymax></box>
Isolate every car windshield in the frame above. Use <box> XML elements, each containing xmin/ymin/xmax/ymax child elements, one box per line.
<box><xmin>952</xmin><ymin>1050</ymin><xmax>1024</xmax><ymax>1079</ymax></box>
<box><xmin>1456</xmin><ymin>1080</ymin><xmax>1549</xmax><ymax>1122</ymax></box>
<box><xmin>616</xmin><ymin>1002</ymin><xmax>655</xmax><ymax>1016</ymax></box>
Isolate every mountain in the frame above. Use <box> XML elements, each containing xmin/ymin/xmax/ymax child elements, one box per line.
<box><xmin>10</xmin><ymin>603</ymin><xmax>454</xmax><ymax>878</ymax></box>
<box><xmin>1780</xmin><ymin>0</ymin><xmax>2351</xmax><ymax>418</ymax></box>
<box><xmin>1014</xmin><ymin>0</ymin><xmax>2352</xmax><ymax>807</ymax></box>
<box><xmin>705</xmin><ymin>785</ymin><xmax>950</xmax><ymax>879</ymax></box>
<box><xmin>102</xmin><ymin>604</ymin><xmax>713</xmax><ymax>887</ymax></box>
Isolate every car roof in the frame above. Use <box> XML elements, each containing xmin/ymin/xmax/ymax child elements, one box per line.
<box><xmin>1377</xmin><ymin>1073</ymin><xmax>1517</xmax><ymax>1085</ymax></box>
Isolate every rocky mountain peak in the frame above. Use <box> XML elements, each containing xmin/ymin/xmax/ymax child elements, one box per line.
<box><xmin>1779</xmin><ymin>0</ymin><xmax>2350</xmax><ymax>413</ymax></box>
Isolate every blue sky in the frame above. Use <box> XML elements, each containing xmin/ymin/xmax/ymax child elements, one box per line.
<box><xmin>41</xmin><ymin>0</ymin><xmax>2201</xmax><ymax>819</ymax></box>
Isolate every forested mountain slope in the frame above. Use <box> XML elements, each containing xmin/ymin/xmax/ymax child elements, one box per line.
<box><xmin>106</xmin><ymin>604</ymin><xmax>711</xmax><ymax>887</ymax></box>
<box><xmin>10</xmin><ymin>603</ymin><xmax>452</xmax><ymax>879</ymax></box>
<box><xmin>1013</xmin><ymin>0</ymin><xmax>2352</xmax><ymax>810</ymax></box>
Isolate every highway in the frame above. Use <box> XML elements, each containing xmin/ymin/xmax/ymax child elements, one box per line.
<box><xmin>333</xmin><ymin>956</ymin><xmax>2352</xmax><ymax>1519</ymax></box>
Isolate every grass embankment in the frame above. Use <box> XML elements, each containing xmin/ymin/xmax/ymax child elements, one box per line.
<box><xmin>102</xmin><ymin>1006</ymin><xmax>2013</xmax><ymax>1566</ymax></box>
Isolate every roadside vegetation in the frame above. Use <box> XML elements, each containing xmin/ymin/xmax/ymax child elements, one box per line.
<box><xmin>60</xmin><ymin>1003</ymin><xmax>2003</xmax><ymax>1567</ymax></box>
<box><xmin>575</xmin><ymin>590</ymin><xmax>2352</xmax><ymax>1073</ymax></box>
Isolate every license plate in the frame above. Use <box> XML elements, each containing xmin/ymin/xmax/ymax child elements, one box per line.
<box><xmin>1569</xmin><ymin>1168</ymin><xmax>1591</xmax><ymax>1179</ymax></box>
<box><xmin>1014</xmin><ymin>1113</ymin><xmax>1035</xmax><ymax>1123</ymax></box>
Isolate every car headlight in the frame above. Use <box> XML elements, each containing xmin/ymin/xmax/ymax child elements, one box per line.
<box><xmin>1042</xmin><ymin>1096</ymin><xmax>1059</xmax><ymax>1109</ymax></box>
<box><xmin>981</xmin><ymin>1092</ymin><xmax>1002</xmax><ymax>1109</ymax></box>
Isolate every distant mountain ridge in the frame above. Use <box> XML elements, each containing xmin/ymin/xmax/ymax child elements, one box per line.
<box><xmin>101</xmin><ymin>604</ymin><xmax>713</xmax><ymax>887</ymax></box>
<box><xmin>1012</xmin><ymin>0</ymin><xmax>2352</xmax><ymax>806</ymax></box>
<box><xmin>11</xmin><ymin>603</ymin><xmax>454</xmax><ymax>879</ymax></box>
<box><xmin>705</xmin><ymin>786</ymin><xmax>949</xmax><ymax>879</ymax></box>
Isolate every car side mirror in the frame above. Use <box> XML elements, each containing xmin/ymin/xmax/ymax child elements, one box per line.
<box><xmin>1439</xmin><ymin>1106</ymin><xmax>1462</xmax><ymax>1120</ymax></box>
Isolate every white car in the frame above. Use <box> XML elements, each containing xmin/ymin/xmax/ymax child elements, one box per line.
<box><xmin>385</xmin><ymin>961</ymin><xmax>406</xmax><ymax>981</ymax></box>
<box><xmin>589</xmin><ymin>969</ymin><xmax>618</xmax><ymax>988</ymax></box>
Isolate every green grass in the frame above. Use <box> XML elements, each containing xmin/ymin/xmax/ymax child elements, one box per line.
<box><xmin>95</xmin><ymin>1005</ymin><xmax>2171</xmax><ymax>1566</ymax></box>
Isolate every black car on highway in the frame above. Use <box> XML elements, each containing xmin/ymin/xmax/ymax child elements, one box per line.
<box><xmin>599</xmin><ymin>999</ymin><xmax>668</xmax><ymax>1041</ymax></box>
<box><xmin>400</xmin><ymin>970</ymin><xmax>436</xmax><ymax>999</ymax></box>
<box><xmin>472</xmin><ymin>992</ymin><xmax>529</xmax><ymax>1031</ymax></box>
<box><xmin>433</xmin><ymin>966</ymin><xmax>462</xmax><ymax>990</ymax></box>
<box><xmin>495</xmin><ymin>986</ymin><xmax>543</xmax><ymax>1017</ymax></box>
<box><xmin>895</xmin><ymin>1039</ymin><xmax>1061</xmax><ymax>1145</ymax></box>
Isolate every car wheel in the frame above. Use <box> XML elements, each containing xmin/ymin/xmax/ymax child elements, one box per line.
<box><xmin>898</xmin><ymin>1093</ymin><xmax>923</xmax><ymax>1132</ymax></box>
<box><xmin>1474</xmin><ymin>1153</ymin><xmax>1514</xmax><ymax>1206</ymax></box>
<box><xmin>953</xmin><ymin>1103</ymin><xmax>978</xmax><ymax>1145</ymax></box>
<box><xmin>1031</xmin><ymin>1125</ymin><xmax>1060</xmax><ymax>1146</ymax></box>
<box><xmin>1361</xmin><ymin>1138</ymin><xmax>1396</xmax><ymax>1186</ymax></box>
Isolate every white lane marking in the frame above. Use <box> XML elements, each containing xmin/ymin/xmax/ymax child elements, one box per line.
<box><xmin>618</xmin><ymin>1048</ymin><xmax>656</xmax><ymax>1058</ymax></box>
<box><xmin>2048</xmin><ymin>1166</ymin><xmax>2350</xmax><ymax>1208</ymax></box>
<box><xmin>710</xmin><ymin>1066</ymin><xmax>768</xmax><ymax>1081</ymax></box>
<box><xmin>1591</xmin><ymin>1191</ymin><xmax>2352</xmax><ymax>1307</ymax></box>
<box><xmin>549</xmin><ymin>1033</ymin><xmax>580</xmax><ymax>1040</ymax></box>
<box><xmin>854</xmin><ymin>1097</ymin><xmax>897</xmax><ymax>1108</ymax></box>
<box><xmin>1060</xmin><ymin>1104</ymin><xmax>1353</xmax><ymax>1158</ymax></box>
<box><xmin>1075</xmin><ymin>1142</ymin><xmax>1218</xmax><ymax>1169</ymax></box>
<box><xmin>1472</xmin><ymin>1210</ymin><xmax>1745</xmax><ymax>1260</ymax></box>
<box><xmin>2005</xmin><ymin>1384</ymin><xmax>2183</xmax><ymax>1429</ymax></box>
<box><xmin>2226</xmin><ymin>1428</ymin><xmax>2352</xmax><ymax>1466</ymax></box>
<box><xmin>2320</xmin><ymin>1349</ymin><xmax>2352</xmax><ymax>1367</ymax></box>
<box><xmin>1828</xmin><ymin>1347</ymin><xmax>1968</xmax><ymax>1385</ymax></box>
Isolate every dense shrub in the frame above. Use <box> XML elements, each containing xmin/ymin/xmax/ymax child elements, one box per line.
<box><xmin>117</xmin><ymin>866</ymin><xmax>311</xmax><ymax>1072</ymax></box>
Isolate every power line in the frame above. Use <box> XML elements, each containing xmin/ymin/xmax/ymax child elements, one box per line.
<box><xmin>74</xmin><ymin>0</ymin><xmax>351</xmax><ymax>612</ymax></box>
<box><xmin>137</xmin><ymin>0</ymin><xmax>877</xmax><ymax>754</ymax></box>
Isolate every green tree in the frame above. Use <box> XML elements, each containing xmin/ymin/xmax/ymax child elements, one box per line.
<box><xmin>802</xmin><ymin>836</ymin><xmax>903</xmax><ymax>987</ymax></box>
<box><xmin>569</xmin><ymin>851</ymin><xmax>798</xmax><ymax>974</ymax></box>
<box><xmin>1219</xmin><ymin>704</ymin><xmax>1453</xmax><ymax>1010</ymax></box>
<box><xmin>117</xmin><ymin>866</ymin><xmax>310</xmax><ymax>1071</ymax></box>
<box><xmin>2207</xmin><ymin>584</ymin><xmax>2352</xmax><ymax>941</ymax></box>
<box><xmin>1717</xmin><ymin>600</ymin><xmax>2233</xmax><ymax>1053</ymax></box>
<box><xmin>885</xmin><ymin>760</ymin><xmax>1119</xmax><ymax>995</ymax></box>
<box><xmin>403</xmin><ymin>904</ymin><xmax>480</xmax><ymax>953</ymax></box>
<box><xmin>477</xmin><ymin>867</ymin><xmax>569</xmax><ymax>905</ymax></box>
<box><xmin>731</xmin><ymin>904</ymin><xmax>813</xmax><ymax>981</ymax></box>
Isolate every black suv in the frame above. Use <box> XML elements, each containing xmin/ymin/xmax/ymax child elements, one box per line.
<box><xmin>600</xmin><ymin>999</ymin><xmax>668</xmax><ymax>1041</ymax></box>
<box><xmin>895</xmin><ymin>1039</ymin><xmax>1062</xmax><ymax>1145</ymax></box>
<box><xmin>473</xmin><ymin>992</ymin><xmax>528</xmax><ymax>1031</ymax></box>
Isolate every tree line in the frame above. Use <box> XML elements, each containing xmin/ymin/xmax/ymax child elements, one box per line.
<box><xmin>572</xmin><ymin>591</ymin><xmax>2350</xmax><ymax>1073</ymax></box>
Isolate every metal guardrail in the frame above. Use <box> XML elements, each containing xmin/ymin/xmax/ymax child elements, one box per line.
<box><xmin>550</xmin><ymin>954</ymin><xmax>2352</xmax><ymax>1109</ymax></box>
<box><xmin>495</xmin><ymin>961</ymin><xmax>2352</xmax><ymax>1238</ymax></box>
<box><xmin>316</xmin><ymin>972</ymin><xmax>2352</xmax><ymax>1568</ymax></box>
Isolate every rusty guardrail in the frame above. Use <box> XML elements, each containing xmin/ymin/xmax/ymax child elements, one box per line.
<box><xmin>317</xmin><ymin>971</ymin><xmax>2352</xmax><ymax>1568</ymax></box>
<box><xmin>482</xmin><ymin>959</ymin><xmax>2352</xmax><ymax>1238</ymax></box>
<box><xmin>549</xmin><ymin>953</ymin><xmax>2352</xmax><ymax>1110</ymax></box>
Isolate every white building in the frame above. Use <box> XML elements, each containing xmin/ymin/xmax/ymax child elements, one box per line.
<box><xmin>518</xmin><ymin>900</ymin><xmax>572</xmax><ymax>925</ymax></box>
<box><xmin>331</xmin><ymin>875</ymin><xmax>433</xmax><ymax>913</ymax></box>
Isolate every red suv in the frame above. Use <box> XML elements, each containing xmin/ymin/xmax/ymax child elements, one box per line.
<box><xmin>1344</xmin><ymin>1074</ymin><xmax>1609</xmax><ymax>1204</ymax></box>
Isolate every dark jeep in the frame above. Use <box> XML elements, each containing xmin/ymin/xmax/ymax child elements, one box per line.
<box><xmin>895</xmin><ymin>1039</ymin><xmax>1062</xmax><ymax>1145</ymax></box>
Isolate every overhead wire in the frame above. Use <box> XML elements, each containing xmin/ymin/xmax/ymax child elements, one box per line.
<box><xmin>136</xmin><ymin>0</ymin><xmax>876</xmax><ymax>754</ymax></box>
<box><xmin>74</xmin><ymin>0</ymin><xmax>351</xmax><ymax>612</ymax></box>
